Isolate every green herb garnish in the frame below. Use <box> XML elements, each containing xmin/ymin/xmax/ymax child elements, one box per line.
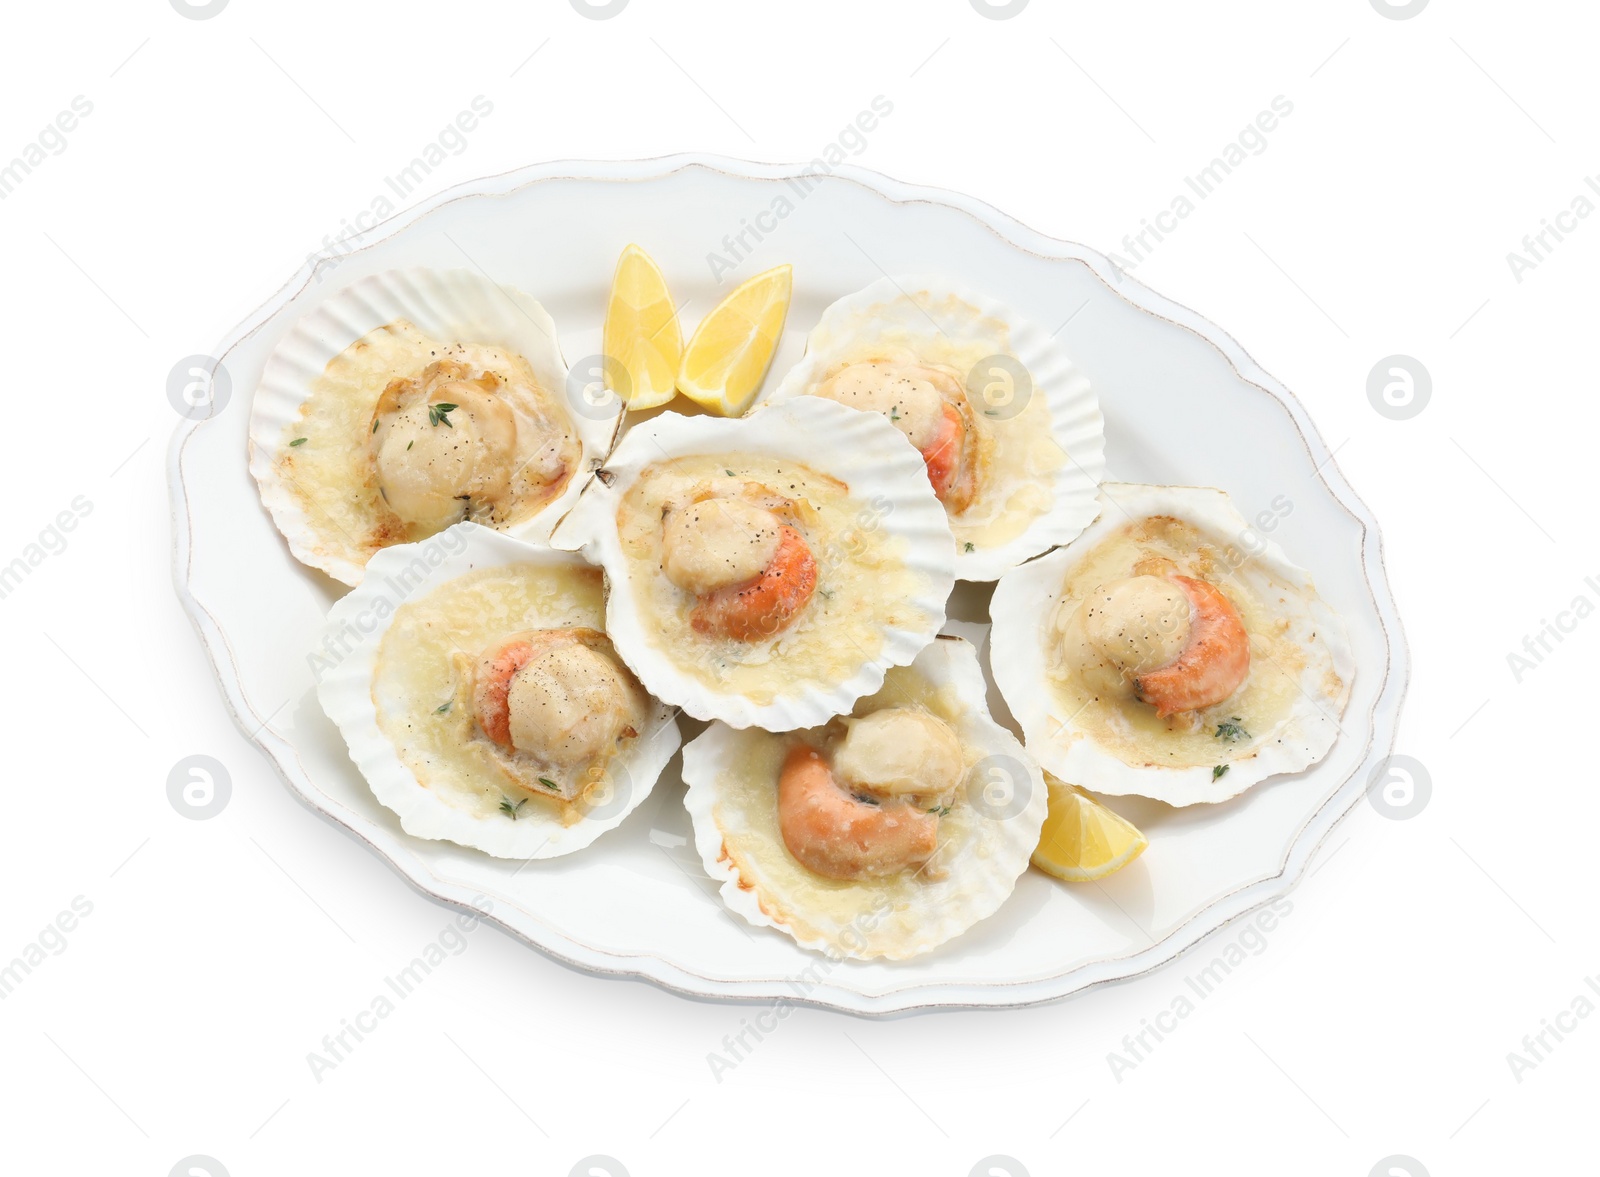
<box><xmin>964</xmin><ymin>542</ymin><xmax>975</xmax><ymax>553</ymax></box>
<box><xmin>435</xmin><ymin>702</ymin><xmax>451</xmax><ymax>714</ymax></box>
<box><xmin>407</xmin><ymin>440</ymin><xmax>414</xmax><ymax>450</ymax></box>
<box><xmin>1212</xmin><ymin>764</ymin><xmax>1230</xmax><ymax>781</ymax></box>
<box><xmin>1215</xmin><ymin>718</ymin><xmax>1249</xmax><ymax>742</ymax></box>
<box><xmin>499</xmin><ymin>797</ymin><xmax>527</xmax><ymax>819</ymax></box>
<box><xmin>289</xmin><ymin>437</ymin><xmax>307</xmax><ymax>447</ymax></box>
<box><xmin>889</xmin><ymin>407</ymin><xmax>900</xmax><ymax>422</ymax></box>
<box><xmin>537</xmin><ymin>777</ymin><xmax>559</xmax><ymax>791</ymax></box>
<box><xmin>428</xmin><ymin>402</ymin><xmax>459</xmax><ymax>428</ymax></box>
<box><xmin>851</xmin><ymin>792</ymin><xmax>880</xmax><ymax>807</ymax></box>
<box><xmin>927</xmin><ymin>804</ymin><xmax>952</xmax><ymax>816</ymax></box>
<box><xmin>724</xmin><ymin>469</ymin><xmax>736</xmax><ymax>477</ymax></box>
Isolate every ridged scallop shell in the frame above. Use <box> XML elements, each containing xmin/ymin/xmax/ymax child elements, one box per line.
<box><xmin>249</xmin><ymin>268</ymin><xmax>613</xmax><ymax>586</ymax></box>
<box><xmin>552</xmin><ymin>397</ymin><xmax>956</xmax><ymax>731</ymax></box>
<box><xmin>765</xmin><ymin>276</ymin><xmax>1105</xmax><ymax>581</ymax></box>
<box><xmin>990</xmin><ymin>482</ymin><xmax>1354</xmax><ymax>806</ymax></box>
<box><xmin>315</xmin><ymin>522</ymin><xmax>680</xmax><ymax>858</ymax></box>
<box><xmin>680</xmin><ymin>636</ymin><xmax>1046</xmax><ymax>961</ymax></box>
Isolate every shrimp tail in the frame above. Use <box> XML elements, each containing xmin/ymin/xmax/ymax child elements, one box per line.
<box><xmin>1134</xmin><ymin>575</ymin><xmax>1250</xmax><ymax>718</ymax></box>
<box><xmin>776</xmin><ymin>745</ymin><xmax>939</xmax><ymax>880</ymax></box>
<box><xmin>691</xmin><ymin>524</ymin><xmax>817</xmax><ymax>642</ymax></box>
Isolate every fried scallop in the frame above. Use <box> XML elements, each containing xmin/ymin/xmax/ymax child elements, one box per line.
<box><xmin>315</xmin><ymin>523</ymin><xmax>679</xmax><ymax>858</ymax></box>
<box><xmin>251</xmin><ymin>268</ymin><xmax>609</xmax><ymax>585</ymax></box>
<box><xmin>682</xmin><ymin>637</ymin><xmax>1046</xmax><ymax>960</ymax></box>
<box><xmin>765</xmin><ymin>277</ymin><xmax>1105</xmax><ymax>580</ymax></box>
<box><xmin>990</xmin><ymin>483</ymin><xmax>1354</xmax><ymax>805</ymax></box>
<box><xmin>553</xmin><ymin>397</ymin><xmax>956</xmax><ymax>731</ymax></box>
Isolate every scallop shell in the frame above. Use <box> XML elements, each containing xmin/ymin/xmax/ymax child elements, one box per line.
<box><xmin>681</xmin><ymin>636</ymin><xmax>1046</xmax><ymax>961</ymax></box>
<box><xmin>990</xmin><ymin>482</ymin><xmax>1355</xmax><ymax>806</ymax></box>
<box><xmin>249</xmin><ymin>268</ymin><xmax>613</xmax><ymax>586</ymax></box>
<box><xmin>765</xmin><ymin>276</ymin><xmax>1105</xmax><ymax>581</ymax></box>
<box><xmin>315</xmin><ymin>522</ymin><xmax>680</xmax><ymax>858</ymax></box>
<box><xmin>552</xmin><ymin>397</ymin><xmax>956</xmax><ymax>731</ymax></box>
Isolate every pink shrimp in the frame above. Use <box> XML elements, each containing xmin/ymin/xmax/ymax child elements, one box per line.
<box><xmin>690</xmin><ymin>524</ymin><xmax>818</xmax><ymax>643</ymax></box>
<box><xmin>1134</xmin><ymin>576</ymin><xmax>1251</xmax><ymax>718</ymax></box>
<box><xmin>919</xmin><ymin>402</ymin><xmax>976</xmax><ymax>512</ymax></box>
<box><xmin>776</xmin><ymin>745</ymin><xmax>939</xmax><ymax>880</ymax></box>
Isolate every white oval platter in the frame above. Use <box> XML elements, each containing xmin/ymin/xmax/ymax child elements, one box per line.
<box><xmin>169</xmin><ymin>155</ymin><xmax>1407</xmax><ymax>1016</ymax></box>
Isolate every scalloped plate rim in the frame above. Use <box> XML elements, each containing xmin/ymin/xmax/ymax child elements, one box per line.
<box><xmin>168</xmin><ymin>153</ymin><xmax>1409</xmax><ymax>1017</ymax></box>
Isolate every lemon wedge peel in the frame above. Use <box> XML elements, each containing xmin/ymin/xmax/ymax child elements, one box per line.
<box><xmin>676</xmin><ymin>264</ymin><xmax>793</xmax><ymax>417</ymax></box>
<box><xmin>603</xmin><ymin>243</ymin><xmax>684</xmax><ymax>412</ymax></box>
<box><xmin>1030</xmin><ymin>777</ymin><xmax>1149</xmax><ymax>883</ymax></box>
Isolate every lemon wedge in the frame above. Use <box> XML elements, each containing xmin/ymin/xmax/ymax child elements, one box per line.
<box><xmin>676</xmin><ymin>264</ymin><xmax>792</xmax><ymax>416</ymax></box>
<box><xmin>603</xmin><ymin>244</ymin><xmax>683</xmax><ymax>411</ymax></box>
<box><xmin>1031</xmin><ymin>774</ymin><xmax>1148</xmax><ymax>883</ymax></box>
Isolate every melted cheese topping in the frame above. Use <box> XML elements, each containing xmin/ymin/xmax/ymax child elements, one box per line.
<box><xmin>616</xmin><ymin>454</ymin><xmax>931</xmax><ymax>706</ymax></box>
<box><xmin>707</xmin><ymin>662</ymin><xmax>1009</xmax><ymax>956</ymax></box>
<box><xmin>813</xmin><ymin>361</ymin><xmax>947</xmax><ymax>451</ymax></box>
<box><xmin>277</xmin><ymin>320</ymin><xmax>580</xmax><ymax>569</ymax></box>
<box><xmin>505</xmin><ymin>640</ymin><xmax>635</xmax><ymax>767</ymax></box>
<box><xmin>371</xmin><ymin>563</ymin><xmax>618</xmax><ymax>821</ymax></box>
<box><xmin>373</xmin><ymin>366</ymin><xmax>518</xmax><ymax>530</ymax></box>
<box><xmin>1060</xmin><ymin>575</ymin><xmax>1192</xmax><ymax>700</ymax></box>
<box><xmin>801</xmin><ymin>335</ymin><xmax>1066</xmax><ymax>551</ymax></box>
<box><xmin>832</xmin><ymin>708</ymin><xmax>963</xmax><ymax>799</ymax></box>
<box><xmin>1045</xmin><ymin>516</ymin><xmax>1309</xmax><ymax>769</ymax></box>
<box><xmin>661</xmin><ymin>497</ymin><xmax>782</xmax><ymax>594</ymax></box>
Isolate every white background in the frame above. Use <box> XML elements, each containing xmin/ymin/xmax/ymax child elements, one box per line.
<box><xmin>1</xmin><ymin>1</ymin><xmax>1591</xmax><ymax>1174</ymax></box>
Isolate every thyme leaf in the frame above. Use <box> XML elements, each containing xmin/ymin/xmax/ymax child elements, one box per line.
<box><xmin>1215</xmin><ymin>718</ymin><xmax>1249</xmax><ymax>742</ymax></box>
